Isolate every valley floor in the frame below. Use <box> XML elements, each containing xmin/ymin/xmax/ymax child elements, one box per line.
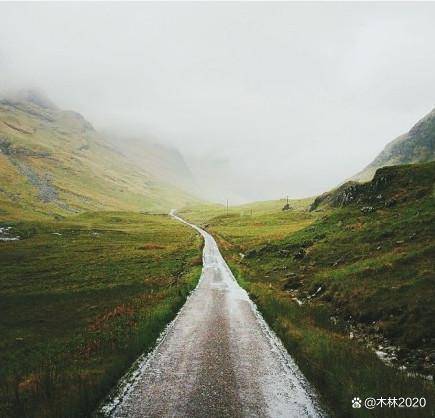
<box><xmin>0</xmin><ymin>212</ymin><xmax>202</xmax><ymax>417</ymax></box>
<box><xmin>0</xmin><ymin>164</ymin><xmax>434</xmax><ymax>418</ymax></box>
<box><xmin>179</xmin><ymin>176</ymin><xmax>435</xmax><ymax>417</ymax></box>
<box><xmin>102</xmin><ymin>213</ymin><xmax>325</xmax><ymax>417</ymax></box>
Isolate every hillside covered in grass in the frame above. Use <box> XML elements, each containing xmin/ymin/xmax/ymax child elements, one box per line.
<box><xmin>180</xmin><ymin>161</ymin><xmax>435</xmax><ymax>417</ymax></box>
<box><xmin>0</xmin><ymin>91</ymin><xmax>198</xmax><ymax>221</ymax></box>
<box><xmin>0</xmin><ymin>91</ymin><xmax>207</xmax><ymax>416</ymax></box>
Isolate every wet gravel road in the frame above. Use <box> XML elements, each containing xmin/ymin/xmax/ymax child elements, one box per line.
<box><xmin>101</xmin><ymin>212</ymin><xmax>326</xmax><ymax>418</ymax></box>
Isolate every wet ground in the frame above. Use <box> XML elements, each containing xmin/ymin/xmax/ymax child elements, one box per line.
<box><xmin>101</xmin><ymin>213</ymin><xmax>326</xmax><ymax>418</ymax></box>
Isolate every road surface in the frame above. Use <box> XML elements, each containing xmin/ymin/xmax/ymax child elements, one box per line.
<box><xmin>100</xmin><ymin>212</ymin><xmax>326</xmax><ymax>418</ymax></box>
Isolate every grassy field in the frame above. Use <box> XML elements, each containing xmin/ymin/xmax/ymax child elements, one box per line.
<box><xmin>0</xmin><ymin>212</ymin><xmax>202</xmax><ymax>417</ymax></box>
<box><xmin>180</xmin><ymin>196</ymin><xmax>314</xmax><ymax>224</ymax></box>
<box><xmin>179</xmin><ymin>162</ymin><xmax>435</xmax><ymax>417</ymax></box>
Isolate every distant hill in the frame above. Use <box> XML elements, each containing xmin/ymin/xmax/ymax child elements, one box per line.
<box><xmin>352</xmin><ymin>108</ymin><xmax>435</xmax><ymax>182</ymax></box>
<box><xmin>104</xmin><ymin>135</ymin><xmax>199</xmax><ymax>197</ymax></box>
<box><xmin>0</xmin><ymin>91</ymin><xmax>199</xmax><ymax>220</ymax></box>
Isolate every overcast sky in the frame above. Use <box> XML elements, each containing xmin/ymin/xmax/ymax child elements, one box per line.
<box><xmin>1</xmin><ymin>2</ymin><xmax>434</xmax><ymax>203</ymax></box>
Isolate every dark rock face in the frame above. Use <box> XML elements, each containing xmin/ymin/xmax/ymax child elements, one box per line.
<box><xmin>0</xmin><ymin>137</ymin><xmax>50</xmax><ymax>158</ymax></box>
<box><xmin>309</xmin><ymin>181</ymin><xmax>359</xmax><ymax>211</ymax></box>
<box><xmin>293</xmin><ymin>248</ymin><xmax>306</xmax><ymax>260</ymax></box>
<box><xmin>14</xmin><ymin>160</ymin><xmax>58</xmax><ymax>203</ymax></box>
<box><xmin>384</xmin><ymin>198</ymin><xmax>397</xmax><ymax>208</ymax></box>
<box><xmin>245</xmin><ymin>244</ymin><xmax>276</xmax><ymax>259</ymax></box>
<box><xmin>282</xmin><ymin>274</ymin><xmax>303</xmax><ymax>291</ymax></box>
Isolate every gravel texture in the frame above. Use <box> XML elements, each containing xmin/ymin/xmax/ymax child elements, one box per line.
<box><xmin>104</xmin><ymin>213</ymin><xmax>326</xmax><ymax>418</ymax></box>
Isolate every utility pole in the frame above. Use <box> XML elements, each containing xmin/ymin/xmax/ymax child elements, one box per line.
<box><xmin>226</xmin><ymin>199</ymin><xmax>229</xmax><ymax>215</ymax></box>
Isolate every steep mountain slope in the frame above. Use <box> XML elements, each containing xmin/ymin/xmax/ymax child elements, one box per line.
<box><xmin>104</xmin><ymin>135</ymin><xmax>199</xmax><ymax>196</ymax></box>
<box><xmin>353</xmin><ymin>107</ymin><xmax>435</xmax><ymax>182</ymax></box>
<box><xmin>0</xmin><ymin>92</ymin><xmax>198</xmax><ymax>220</ymax></box>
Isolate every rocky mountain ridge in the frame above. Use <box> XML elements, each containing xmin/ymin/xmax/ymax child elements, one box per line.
<box><xmin>353</xmin><ymin>107</ymin><xmax>435</xmax><ymax>182</ymax></box>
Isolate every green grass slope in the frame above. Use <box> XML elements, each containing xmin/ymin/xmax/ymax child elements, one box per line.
<box><xmin>0</xmin><ymin>94</ymin><xmax>198</xmax><ymax>221</ymax></box>
<box><xmin>0</xmin><ymin>212</ymin><xmax>202</xmax><ymax>417</ymax></box>
<box><xmin>180</xmin><ymin>161</ymin><xmax>435</xmax><ymax>417</ymax></box>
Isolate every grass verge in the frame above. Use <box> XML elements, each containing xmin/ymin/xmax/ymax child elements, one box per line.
<box><xmin>231</xmin><ymin>261</ymin><xmax>434</xmax><ymax>417</ymax></box>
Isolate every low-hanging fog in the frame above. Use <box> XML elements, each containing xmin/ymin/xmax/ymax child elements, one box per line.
<box><xmin>1</xmin><ymin>2</ymin><xmax>434</xmax><ymax>204</ymax></box>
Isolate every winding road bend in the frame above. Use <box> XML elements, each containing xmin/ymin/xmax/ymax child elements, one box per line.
<box><xmin>101</xmin><ymin>212</ymin><xmax>326</xmax><ymax>418</ymax></box>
